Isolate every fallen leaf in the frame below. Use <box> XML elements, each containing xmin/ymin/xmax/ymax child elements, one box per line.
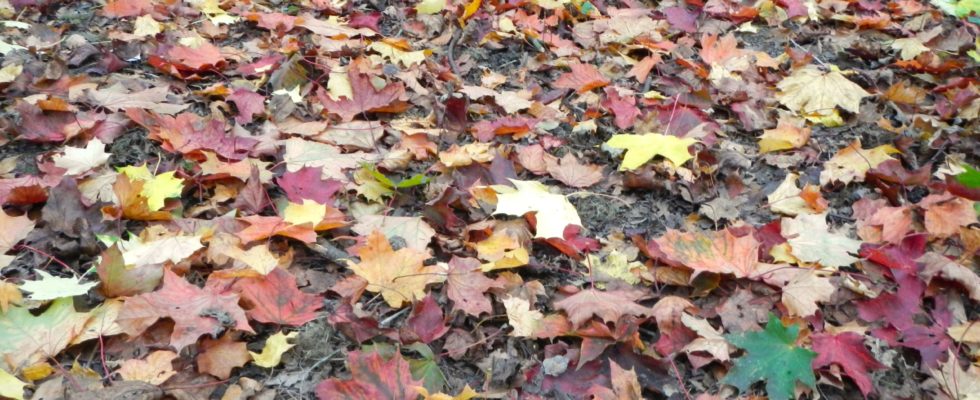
<box><xmin>811</xmin><ymin>332</ymin><xmax>885</xmax><ymax>397</ymax></box>
<box><xmin>347</xmin><ymin>231</ymin><xmax>445</xmax><ymax>308</ymax></box>
<box><xmin>0</xmin><ymin>368</ymin><xmax>25</xmax><ymax>400</ymax></box>
<box><xmin>352</xmin><ymin>215</ymin><xmax>436</xmax><ymax>252</ymax></box>
<box><xmin>782</xmin><ymin>213</ymin><xmax>862</xmax><ymax>268</ymax></box>
<box><xmin>196</xmin><ymin>333</ymin><xmax>251</xmax><ymax>379</ymax></box>
<box><xmin>554</xmin><ymin>63</ymin><xmax>610</xmax><ymax>93</ymax></box>
<box><xmin>446</xmin><ymin>257</ymin><xmax>502</xmax><ymax>317</ymax></box>
<box><xmin>545</xmin><ymin>153</ymin><xmax>604</xmax><ymax>188</ymax></box>
<box><xmin>654</xmin><ymin>228</ymin><xmax>761</xmax><ymax>278</ymax></box>
<box><xmin>119</xmin><ymin>165</ymin><xmax>185</xmax><ymax>212</ymax></box>
<box><xmin>117</xmin><ymin>269</ymin><xmax>252</xmax><ymax>350</ymax></box>
<box><xmin>723</xmin><ymin>315</ymin><xmax>816</xmax><ymax>400</ymax></box>
<box><xmin>117</xmin><ymin>350</ymin><xmax>178</xmax><ymax>385</ymax></box>
<box><xmin>554</xmin><ymin>289</ymin><xmax>653</xmax><ymax>328</ymax></box>
<box><xmin>316</xmin><ymin>65</ymin><xmax>406</xmax><ymax>122</ymax></box>
<box><xmin>226</xmin><ymin>88</ymin><xmax>265</xmax><ymax>125</ymax></box>
<box><xmin>756</xmin><ymin>264</ymin><xmax>835</xmax><ymax>317</ymax></box>
<box><xmin>493</xmin><ymin>179</ymin><xmax>582</xmax><ymax>239</ymax></box>
<box><xmin>776</xmin><ymin>65</ymin><xmax>870</xmax><ymax>115</ymax></box>
<box><xmin>819</xmin><ymin>140</ymin><xmax>899</xmax><ymax>185</ymax></box>
<box><xmin>605</xmin><ymin>133</ymin><xmax>698</xmax><ymax>170</ymax></box>
<box><xmin>758</xmin><ymin>119</ymin><xmax>810</xmax><ymax>153</ymax></box>
<box><xmin>52</xmin><ymin>139</ymin><xmax>111</xmax><ymax>175</ymax></box>
<box><xmin>0</xmin><ymin>281</ymin><xmax>22</xmax><ymax>313</ymax></box>
<box><xmin>920</xmin><ymin>194</ymin><xmax>977</xmax><ymax>238</ymax></box>
<box><xmin>20</xmin><ymin>270</ymin><xmax>98</xmax><ymax>301</ymax></box>
<box><xmin>929</xmin><ymin>351</ymin><xmax>980</xmax><ymax>399</ymax></box>
<box><xmin>502</xmin><ymin>296</ymin><xmax>546</xmax><ymax>337</ymax></box>
<box><xmin>118</xmin><ymin>234</ymin><xmax>204</xmax><ymax>267</ymax></box>
<box><xmin>0</xmin><ymin>297</ymin><xmax>91</xmax><ymax>371</ymax></box>
<box><xmin>315</xmin><ymin>350</ymin><xmax>423</xmax><ymax>400</ymax></box>
<box><xmin>236</xmin><ymin>268</ymin><xmax>323</xmax><ymax>326</ymax></box>
<box><xmin>250</xmin><ymin>331</ymin><xmax>298</xmax><ymax>368</ymax></box>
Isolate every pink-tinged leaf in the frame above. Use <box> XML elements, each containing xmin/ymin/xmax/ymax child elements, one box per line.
<box><xmin>470</xmin><ymin>116</ymin><xmax>538</xmax><ymax>142</ymax></box>
<box><xmin>664</xmin><ymin>7</ymin><xmax>699</xmax><ymax>33</ymax></box>
<box><xmin>776</xmin><ymin>0</ymin><xmax>810</xmax><ymax>18</ymax></box>
<box><xmin>237</xmin><ymin>54</ymin><xmax>285</xmax><ymax>77</ymax></box>
<box><xmin>328</xmin><ymin>302</ymin><xmax>382</xmax><ymax>343</ymax></box>
<box><xmin>235</xmin><ymin>268</ymin><xmax>323</xmax><ymax>326</ymax></box>
<box><xmin>446</xmin><ymin>257</ymin><xmax>502</xmax><ymax>317</ymax></box>
<box><xmin>554</xmin><ymin>64</ymin><xmax>610</xmax><ymax>94</ymax></box>
<box><xmin>406</xmin><ymin>295</ymin><xmax>449</xmax><ymax>344</ymax></box>
<box><xmin>602</xmin><ymin>87</ymin><xmax>641</xmax><ymax>130</ymax></box>
<box><xmin>857</xmin><ymin>277</ymin><xmax>923</xmax><ymax>331</ymax></box>
<box><xmin>103</xmin><ymin>0</ymin><xmax>152</xmax><ymax>17</ymax></box>
<box><xmin>15</xmin><ymin>102</ymin><xmax>78</xmax><ymax>142</ymax></box>
<box><xmin>812</xmin><ymin>332</ymin><xmax>886</xmax><ymax>397</ymax></box>
<box><xmin>349</xmin><ymin>11</ymin><xmax>382</xmax><ymax>32</ymax></box>
<box><xmin>165</xmin><ymin>43</ymin><xmax>225</xmax><ymax>71</ymax></box>
<box><xmin>246</xmin><ymin>12</ymin><xmax>298</xmax><ymax>31</ymax></box>
<box><xmin>315</xmin><ymin>350</ymin><xmax>423</xmax><ymax>400</ymax></box>
<box><xmin>275</xmin><ymin>166</ymin><xmax>342</xmax><ymax>204</ymax></box>
<box><xmin>117</xmin><ymin>269</ymin><xmax>253</xmax><ymax>351</ymax></box>
<box><xmin>125</xmin><ymin>110</ymin><xmax>258</xmax><ymax>160</ymax></box>
<box><xmin>227</xmin><ymin>88</ymin><xmax>265</xmax><ymax>125</ymax></box>
<box><xmin>859</xmin><ymin>233</ymin><xmax>927</xmax><ymax>281</ymax></box>
<box><xmin>316</xmin><ymin>67</ymin><xmax>406</xmax><ymax>122</ymax></box>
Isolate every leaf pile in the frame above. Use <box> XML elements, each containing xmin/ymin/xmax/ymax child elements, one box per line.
<box><xmin>0</xmin><ymin>0</ymin><xmax>978</xmax><ymax>398</ymax></box>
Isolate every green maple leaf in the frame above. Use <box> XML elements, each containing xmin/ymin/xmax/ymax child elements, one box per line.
<box><xmin>722</xmin><ymin>314</ymin><xmax>816</xmax><ymax>400</ymax></box>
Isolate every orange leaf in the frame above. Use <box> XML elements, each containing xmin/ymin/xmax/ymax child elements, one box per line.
<box><xmin>554</xmin><ymin>64</ymin><xmax>610</xmax><ymax>94</ymax></box>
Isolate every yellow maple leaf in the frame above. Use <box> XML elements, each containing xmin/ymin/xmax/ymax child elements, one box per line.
<box><xmin>819</xmin><ymin>140</ymin><xmax>898</xmax><ymax>185</ymax></box>
<box><xmin>348</xmin><ymin>231</ymin><xmax>445</xmax><ymax>308</ymax></box>
<box><xmin>117</xmin><ymin>350</ymin><xmax>178</xmax><ymax>385</ymax></box>
<box><xmin>250</xmin><ymin>331</ymin><xmax>297</xmax><ymax>368</ymax></box>
<box><xmin>119</xmin><ymin>165</ymin><xmax>183</xmax><ymax>211</ymax></box>
<box><xmin>283</xmin><ymin>200</ymin><xmax>327</xmax><ymax>227</ymax></box>
<box><xmin>0</xmin><ymin>368</ymin><xmax>25</xmax><ymax>400</ymax></box>
<box><xmin>492</xmin><ymin>180</ymin><xmax>582</xmax><ymax>239</ymax></box>
<box><xmin>605</xmin><ymin>133</ymin><xmax>698</xmax><ymax>170</ymax></box>
<box><xmin>415</xmin><ymin>0</ymin><xmax>446</xmax><ymax>15</ymax></box>
<box><xmin>776</xmin><ymin>65</ymin><xmax>870</xmax><ymax>116</ymax></box>
<box><xmin>368</xmin><ymin>42</ymin><xmax>427</xmax><ymax>68</ymax></box>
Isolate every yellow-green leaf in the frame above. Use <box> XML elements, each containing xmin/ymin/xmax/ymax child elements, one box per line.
<box><xmin>0</xmin><ymin>368</ymin><xmax>25</xmax><ymax>400</ymax></box>
<box><xmin>250</xmin><ymin>331</ymin><xmax>298</xmax><ymax>368</ymax></box>
<box><xmin>416</xmin><ymin>0</ymin><xmax>446</xmax><ymax>14</ymax></box>
<box><xmin>605</xmin><ymin>133</ymin><xmax>698</xmax><ymax>170</ymax></box>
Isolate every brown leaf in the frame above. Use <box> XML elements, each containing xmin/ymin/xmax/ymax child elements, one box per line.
<box><xmin>545</xmin><ymin>154</ymin><xmax>604</xmax><ymax>188</ymax></box>
<box><xmin>196</xmin><ymin>333</ymin><xmax>251</xmax><ymax>379</ymax></box>
<box><xmin>653</xmin><ymin>228</ymin><xmax>761</xmax><ymax>278</ymax></box>
<box><xmin>554</xmin><ymin>289</ymin><xmax>653</xmax><ymax>328</ymax></box>
<box><xmin>446</xmin><ymin>256</ymin><xmax>503</xmax><ymax>317</ymax></box>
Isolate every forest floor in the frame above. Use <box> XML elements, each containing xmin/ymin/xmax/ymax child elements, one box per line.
<box><xmin>0</xmin><ymin>0</ymin><xmax>979</xmax><ymax>399</ymax></box>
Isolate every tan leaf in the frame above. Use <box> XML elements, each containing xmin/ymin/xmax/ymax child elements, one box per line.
<box><xmin>347</xmin><ymin>231</ymin><xmax>445</xmax><ymax>308</ymax></box>
<box><xmin>545</xmin><ymin>153</ymin><xmax>604</xmax><ymax>188</ymax></box>
<box><xmin>554</xmin><ymin>289</ymin><xmax>653</xmax><ymax>328</ymax></box>
<box><xmin>653</xmin><ymin>228</ymin><xmax>761</xmax><ymax>278</ymax></box>
<box><xmin>819</xmin><ymin>140</ymin><xmax>898</xmax><ymax>185</ymax></box>
<box><xmin>117</xmin><ymin>350</ymin><xmax>178</xmax><ymax>385</ymax></box>
<box><xmin>756</xmin><ymin>264</ymin><xmax>835</xmax><ymax>317</ymax></box>
<box><xmin>776</xmin><ymin>65</ymin><xmax>870</xmax><ymax>115</ymax></box>
<box><xmin>196</xmin><ymin>333</ymin><xmax>251</xmax><ymax>379</ymax></box>
<box><xmin>782</xmin><ymin>213</ymin><xmax>862</xmax><ymax>268</ymax></box>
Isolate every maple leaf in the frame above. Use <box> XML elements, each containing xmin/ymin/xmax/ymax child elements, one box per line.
<box><xmin>316</xmin><ymin>67</ymin><xmax>406</xmax><ymax>122</ymax></box>
<box><xmin>605</xmin><ymin>133</ymin><xmax>698</xmax><ymax>170</ymax></box>
<box><xmin>602</xmin><ymin>87</ymin><xmax>641</xmax><ymax>129</ymax></box>
<box><xmin>352</xmin><ymin>215</ymin><xmax>436</xmax><ymax>252</ymax></box>
<box><xmin>820</xmin><ymin>140</ymin><xmax>899</xmax><ymax>185</ymax></box>
<box><xmin>118</xmin><ymin>233</ymin><xmax>204</xmax><ymax>267</ymax></box>
<box><xmin>811</xmin><ymin>332</ymin><xmax>886</xmax><ymax>397</ymax></box>
<box><xmin>0</xmin><ymin>368</ymin><xmax>25</xmax><ymax>400</ymax></box>
<box><xmin>493</xmin><ymin>179</ymin><xmax>582</xmax><ymax>239</ymax></box>
<box><xmin>19</xmin><ymin>271</ymin><xmax>97</xmax><ymax>301</ymax></box>
<box><xmin>723</xmin><ymin>315</ymin><xmax>817</xmax><ymax>400</ymax></box>
<box><xmin>282</xmin><ymin>138</ymin><xmax>375</xmax><ymax>181</ymax></box>
<box><xmin>0</xmin><ymin>211</ymin><xmax>34</xmax><ymax>268</ymax></box>
<box><xmin>756</xmin><ymin>264</ymin><xmax>835</xmax><ymax>317</ymax></box>
<box><xmin>117</xmin><ymin>350</ymin><xmax>178</xmax><ymax>385</ymax></box>
<box><xmin>276</xmin><ymin>166</ymin><xmax>342</xmax><ymax>204</ymax></box>
<box><xmin>545</xmin><ymin>153</ymin><xmax>604</xmax><ymax>188</ymax></box>
<box><xmin>117</xmin><ymin>269</ymin><xmax>252</xmax><ymax>350</ymax></box>
<box><xmin>407</xmin><ymin>295</ymin><xmax>449</xmax><ymax>343</ymax></box>
<box><xmin>250</xmin><ymin>331</ymin><xmax>297</xmax><ymax>368</ymax></box>
<box><xmin>125</xmin><ymin>110</ymin><xmax>258</xmax><ymax>161</ymax></box>
<box><xmin>52</xmin><ymin>139</ymin><xmax>111</xmax><ymax>175</ymax></box>
<box><xmin>85</xmin><ymin>85</ymin><xmax>189</xmax><ymax>115</ymax></box>
<box><xmin>226</xmin><ymin>88</ymin><xmax>265</xmax><ymax>124</ymax></box>
<box><xmin>781</xmin><ymin>213</ymin><xmax>862</xmax><ymax>268</ymax></box>
<box><xmin>758</xmin><ymin>118</ymin><xmax>810</xmax><ymax>153</ymax></box>
<box><xmin>347</xmin><ymin>231</ymin><xmax>445</xmax><ymax>308</ymax></box>
<box><xmin>316</xmin><ymin>350</ymin><xmax>423</xmax><ymax>400</ymax></box>
<box><xmin>119</xmin><ymin>165</ymin><xmax>184</xmax><ymax>212</ymax></box>
<box><xmin>930</xmin><ymin>351</ymin><xmax>980</xmax><ymax>399</ymax></box>
<box><xmin>501</xmin><ymin>296</ymin><xmax>545</xmax><ymax>337</ymax></box>
<box><xmin>0</xmin><ymin>297</ymin><xmax>91</xmax><ymax>371</ymax></box>
<box><xmin>920</xmin><ymin>194</ymin><xmax>978</xmax><ymax>238</ymax></box>
<box><xmin>554</xmin><ymin>63</ymin><xmax>610</xmax><ymax>93</ymax></box>
<box><xmin>196</xmin><ymin>333</ymin><xmax>250</xmax><ymax>379</ymax></box>
<box><xmin>235</xmin><ymin>268</ymin><xmax>323</xmax><ymax>326</ymax></box>
<box><xmin>554</xmin><ymin>289</ymin><xmax>653</xmax><ymax>328</ymax></box>
<box><xmin>164</xmin><ymin>41</ymin><xmax>225</xmax><ymax>71</ymax></box>
<box><xmin>237</xmin><ymin>215</ymin><xmax>318</xmax><ymax>243</ymax></box>
<box><xmin>653</xmin><ymin>228</ymin><xmax>760</xmax><ymax>278</ymax></box>
<box><xmin>446</xmin><ymin>257</ymin><xmax>502</xmax><ymax>317</ymax></box>
<box><xmin>776</xmin><ymin>65</ymin><xmax>870</xmax><ymax>115</ymax></box>
<box><xmin>470</xmin><ymin>116</ymin><xmax>539</xmax><ymax>142</ymax></box>
<box><xmin>0</xmin><ymin>281</ymin><xmax>22</xmax><ymax>313</ymax></box>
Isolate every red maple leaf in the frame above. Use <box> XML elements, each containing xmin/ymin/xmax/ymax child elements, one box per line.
<box><xmin>275</xmin><ymin>166</ymin><xmax>342</xmax><ymax>204</ymax></box>
<box><xmin>226</xmin><ymin>88</ymin><xmax>266</xmax><ymax>125</ymax></box>
<box><xmin>235</xmin><ymin>268</ymin><xmax>323</xmax><ymax>326</ymax></box>
<box><xmin>126</xmin><ymin>109</ymin><xmax>257</xmax><ymax>161</ymax></box>
<box><xmin>405</xmin><ymin>294</ymin><xmax>449</xmax><ymax>344</ymax></box>
<box><xmin>316</xmin><ymin>67</ymin><xmax>406</xmax><ymax>122</ymax></box>
<box><xmin>446</xmin><ymin>256</ymin><xmax>503</xmax><ymax>317</ymax></box>
<box><xmin>470</xmin><ymin>116</ymin><xmax>539</xmax><ymax>142</ymax></box>
<box><xmin>117</xmin><ymin>269</ymin><xmax>253</xmax><ymax>350</ymax></box>
<box><xmin>554</xmin><ymin>63</ymin><xmax>610</xmax><ymax>94</ymax></box>
<box><xmin>315</xmin><ymin>350</ymin><xmax>423</xmax><ymax>400</ymax></box>
<box><xmin>602</xmin><ymin>87</ymin><xmax>641</xmax><ymax>130</ymax></box>
<box><xmin>812</xmin><ymin>332</ymin><xmax>886</xmax><ymax>397</ymax></box>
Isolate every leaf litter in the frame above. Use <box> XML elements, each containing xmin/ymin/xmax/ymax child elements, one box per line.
<box><xmin>0</xmin><ymin>0</ymin><xmax>978</xmax><ymax>399</ymax></box>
